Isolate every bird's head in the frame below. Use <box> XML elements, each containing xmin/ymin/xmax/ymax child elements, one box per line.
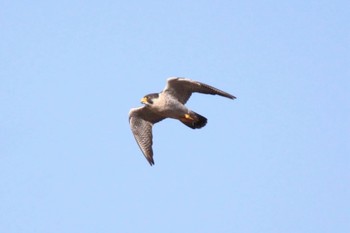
<box><xmin>141</xmin><ymin>93</ymin><xmax>159</xmax><ymax>106</ymax></box>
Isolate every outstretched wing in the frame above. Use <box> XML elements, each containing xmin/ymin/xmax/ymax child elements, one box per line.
<box><xmin>129</xmin><ymin>106</ymin><xmax>165</xmax><ymax>165</ymax></box>
<box><xmin>163</xmin><ymin>77</ymin><xmax>236</xmax><ymax>104</ymax></box>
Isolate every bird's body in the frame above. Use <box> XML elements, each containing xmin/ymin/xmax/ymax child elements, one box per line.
<box><xmin>129</xmin><ymin>77</ymin><xmax>236</xmax><ymax>166</ymax></box>
<box><xmin>149</xmin><ymin>92</ymin><xmax>188</xmax><ymax>119</ymax></box>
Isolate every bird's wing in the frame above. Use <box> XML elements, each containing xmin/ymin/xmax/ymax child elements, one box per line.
<box><xmin>129</xmin><ymin>106</ymin><xmax>165</xmax><ymax>166</ymax></box>
<box><xmin>163</xmin><ymin>77</ymin><xmax>236</xmax><ymax>104</ymax></box>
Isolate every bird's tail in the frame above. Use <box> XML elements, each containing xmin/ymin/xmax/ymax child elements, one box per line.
<box><xmin>180</xmin><ymin>111</ymin><xmax>207</xmax><ymax>129</ymax></box>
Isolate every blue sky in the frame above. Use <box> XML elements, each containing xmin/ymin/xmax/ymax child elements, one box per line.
<box><xmin>1</xmin><ymin>1</ymin><xmax>349</xmax><ymax>232</ymax></box>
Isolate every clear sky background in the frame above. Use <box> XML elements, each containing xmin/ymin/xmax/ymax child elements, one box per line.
<box><xmin>1</xmin><ymin>1</ymin><xmax>349</xmax><ymax>232</ymax></box>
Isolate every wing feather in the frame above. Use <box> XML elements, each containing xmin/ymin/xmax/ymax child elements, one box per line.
<box><xmin>129</xmin><ymin>107</ymin><xmax>164</xmax><ymax>165</ymax></box>
<box><xmin>163</xmin><ymin>77</ymin><xmax>236</xmax><ymax>104</ymax></box>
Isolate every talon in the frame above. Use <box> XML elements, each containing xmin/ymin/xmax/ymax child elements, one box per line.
<box><xmin>184</xmin><ymin>114</ymin><xmax>194</xmax><ymax>120</ymax></box>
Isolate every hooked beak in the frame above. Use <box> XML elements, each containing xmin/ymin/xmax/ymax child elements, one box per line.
<box><xmin>141</xmin><ymin>97</ymin><xmax>147</xmax><ymax>104</ymax></box>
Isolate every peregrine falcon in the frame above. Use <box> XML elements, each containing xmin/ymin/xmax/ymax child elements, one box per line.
<box><xmin>129</xmin><ymin>77</ymin><xmax>236</xmax><ymax>166</ymax></box>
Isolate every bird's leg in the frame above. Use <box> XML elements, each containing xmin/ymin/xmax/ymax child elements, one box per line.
<box><xmin>184</xmin><ymin>113</ymin><xmax>195</xmax><ymax>121</ymax></box>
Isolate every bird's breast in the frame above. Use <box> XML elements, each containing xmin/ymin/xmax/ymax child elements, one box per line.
<box><xmin>153</xmin><ymin>97</ymin><xmax>188</xmax><ymax>119</ymax></box>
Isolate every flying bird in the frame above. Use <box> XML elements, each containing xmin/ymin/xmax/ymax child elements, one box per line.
<box><xmin>129</xmin><ymin>77</ymin><xmax>236</xmax><ymax>166</ymax></box>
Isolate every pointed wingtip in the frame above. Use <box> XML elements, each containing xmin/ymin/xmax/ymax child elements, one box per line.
<box><xmin>223</xmin><ymin>94</ymin><xmax>236</xmax><ymax>100</ymax></box>
<box><xmin>147</xmin><ymin>158</ymin><xmax>155</xmax><ymax>166</ymax></box>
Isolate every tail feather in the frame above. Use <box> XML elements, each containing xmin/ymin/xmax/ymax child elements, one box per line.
<box><xmin>180</xmin><ymin>111</ymin><xmax>207</xmax><ymax>129</ymax></box>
